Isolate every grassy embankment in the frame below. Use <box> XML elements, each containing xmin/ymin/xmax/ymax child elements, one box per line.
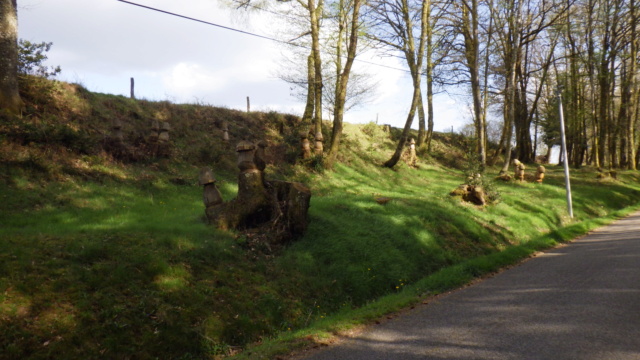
<box><xmin>2</xmin><ymin>77</ymin><xmax>640</xmax><ymax>359</ymax></box>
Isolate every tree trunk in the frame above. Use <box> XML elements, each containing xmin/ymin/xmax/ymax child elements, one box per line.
<box><xmin>309</xmin><ymin>0</ymin><xmax>324</xmax><ymax>144</ymax></box>
<box><xmin>463</xmin><ymin>0</ymin><xmax>487</xmax><ymax>168</ymax></box>
<box><xmin>384</xmin><ymin>83</ymin><xmax>421</xmax><ymax>168</ymax></box>
<box><xmin>417</xmin><ymin>92</ymin><xmax>426</xmax><ymax>147</ymax></box>
<box><xmin>382</xmin><ymin>0</ymin><xmax>429</xmax><ymax>168</ymax></box>
<box><xmin>426</xmin><ymin>63</ymin><xmax>434</xmax><ymax>152</ymax></box>
<box><xmin>302</xmin><ymin>54</ymin><xmax>315</xmax><ymax>126</ymax></box>
<box><xmin>0</xmin><ymin>0</ymin><xmax>23</xmax><ymax>114</ymax></box>
<box><xmin>327</xmin><ymin>0</ymin><xmax>362</xmax><ymax>168</ymax></box>
<box><xmin>424</xmin><ymin>0</ymin><xmax>435</xmax><ymax>152</ymax></box>
<box><xmin>626</xmin><ymin>0</ymin><xmax>638</xmax><ymax>170</ymax></box>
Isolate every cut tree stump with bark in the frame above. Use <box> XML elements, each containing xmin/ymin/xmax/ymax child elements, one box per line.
<box><xmin>205</xmin><ymin>140</ymin><xmax>312</xmax><ymax>244</ymax></box>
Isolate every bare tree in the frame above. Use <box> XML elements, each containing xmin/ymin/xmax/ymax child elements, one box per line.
<box><xmin>367</xmin><ymin>0</ymin><xmax>430</xmax><ymax>168</ymax></box>
<box><xmin>326</xmin><ymin>0</ymin><xmax>365</xmax><ymax>167</ymax></box>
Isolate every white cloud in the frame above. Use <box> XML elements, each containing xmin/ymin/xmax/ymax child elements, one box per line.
<box><xmin>17</xmin><ymin>0</ymin><xmax>465</xmax><ymax>127</ymax></box>
<box><xmin>163</xmin><ymin>62</ymin><xmax>225</xmax><ymax>96</ymax></box>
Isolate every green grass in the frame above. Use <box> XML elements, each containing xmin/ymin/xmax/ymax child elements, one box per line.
<box><xmin>2</xmin><ymin>79</ymin><xmax>640</xmax><ymax>359</ymax></box>
<box><xmin>5</xmin><ymin>158</ymin><xmax>639</xmax><ymax>359</ymax></box>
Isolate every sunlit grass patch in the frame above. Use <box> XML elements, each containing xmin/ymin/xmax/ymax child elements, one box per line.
<box><xmin>0</xmin><ymin>289</ymin><xmax>32</xmax><ymax>320</ymax></box>
<box><xmin>154</xmin><ymin>265</ymin><xmax>191</xmax><ymax>292</ymax></box>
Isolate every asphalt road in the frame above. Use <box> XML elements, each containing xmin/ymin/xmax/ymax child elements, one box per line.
<box><xmin>299</xmin><ymin>211</ymin><xmax>640</xmax><ymax>360</ymax></box>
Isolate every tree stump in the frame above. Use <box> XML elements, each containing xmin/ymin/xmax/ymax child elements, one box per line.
<box><xmin>205</xmin><ymin>140</ymin><xmax>312</xmax><ymax>243</ymax></box>
<box><xmin>450</xmin><ymin>184</ymin><xmax>486</xmax><ymax>205</ymax></box>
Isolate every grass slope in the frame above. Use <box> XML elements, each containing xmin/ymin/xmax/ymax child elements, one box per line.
<box><xmin>1</xmin><ymin>78</ymin><xmax>640</xmax><ymax>359</ymax></box>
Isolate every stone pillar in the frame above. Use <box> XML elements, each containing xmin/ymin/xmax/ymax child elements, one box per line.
<box><xmin>199</xmin><ymin>167</ymin><xmax>223</xmax><ymax>208</ymax></box>
<box><xmin>300</xmin><ymin>131</ymin><xmax>311</xmax><ymax>159</ymax></box>
<box><xmin>314</xmin><ymin>131</ymin><xmax>324</xmax><ymax>155</ymax></box>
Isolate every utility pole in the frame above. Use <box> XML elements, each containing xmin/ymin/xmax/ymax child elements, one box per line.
<box><xmin>557</xmin><ymin>91</ymin><xmax>573</xmax><ymax>218</ymax></box>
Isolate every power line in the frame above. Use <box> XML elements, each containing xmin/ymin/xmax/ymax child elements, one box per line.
<box><xmin>117</xmin><ymin>0</ymin><xmax>301</xmax><ymax>47</ymax></box>
<box><xmin>116</xmin><ymin>0</ymin><xmax>414</xmax><ymax>75</ymax></box>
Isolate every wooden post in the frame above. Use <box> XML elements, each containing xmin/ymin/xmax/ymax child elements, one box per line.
<box><xmin>246</xmin><ymin>96</ymin><xmax>250</xmax><ymax>112</ymax></box>
<box><xmin>130</xmin><ymin>77</ymin><xmax>135</xmax><ymax>99</ymax></box>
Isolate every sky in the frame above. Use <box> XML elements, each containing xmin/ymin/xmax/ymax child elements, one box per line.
<box><xmin>17</xmin><ymin>0</ymin><xmax>469</xmax><ymax>132</ymax></box>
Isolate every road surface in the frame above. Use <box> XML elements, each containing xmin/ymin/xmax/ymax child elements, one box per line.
<box><xmin>299</xmin><ymin>211</ymin><xmax>640</xmax><ymax>360</ymax></box>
